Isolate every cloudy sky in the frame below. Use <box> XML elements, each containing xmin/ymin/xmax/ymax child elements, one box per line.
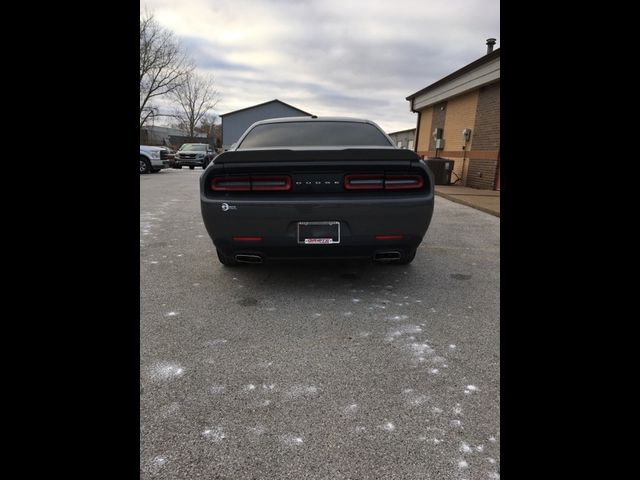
<box><xmin>144</xmin><ymin>0</ymin><xmax>499</xmax><ymax>133</ymax></box>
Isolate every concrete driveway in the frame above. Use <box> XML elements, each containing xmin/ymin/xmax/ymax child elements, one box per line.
<box><xmin>140</xmin><ymin>169</ymin><xmax>500</xmax><ymax>479</ymax></box>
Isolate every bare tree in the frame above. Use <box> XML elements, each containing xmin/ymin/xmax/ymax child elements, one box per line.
<box><xmin>196</xmin><ymin>113</ymin><xmax>218</xmax><ymax>138</ymax></box>
<box><xmin>171</xmin><ymin>72</ymin><xmax>219</xmax><ymax>139</ymax></box>
<box><xmin>140</xmin><ymin>11</ymin><xmax>193</xmax><ymax>128</ymax></box>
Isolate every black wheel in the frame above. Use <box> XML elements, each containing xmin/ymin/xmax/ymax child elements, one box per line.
<box><xmin>216</xmin><ymin>248</ymin><xmax>238</xmax><ymax>266</ymax></box>
<box><xmin>139</xmin><ymin>156</ymin><xmax>151</xmax><ymax>174</ymax></box>
<box><xmin>396</xmin><ymin>248</ymin><xmax>417</xmax><ymax>265</ymax></box>
<box><xmin>151</xmin><ymin>168</ymin><xmax>161</xmax><ymax>173</ymax></box>
<box><xmin>175</xmin><ymin>165</ymin><xmax>183</xmax><ymax>169</ymax></box>
<box><xmin>189</xmin><ymin>166</ymin><xmax>195</xmax><ymax>170</ymax></box>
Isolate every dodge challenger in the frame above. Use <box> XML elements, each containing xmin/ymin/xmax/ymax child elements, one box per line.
<box><xmin>200</xmin><ymin>116</ymin><xmax>434</xmax><ymax>266</ymax></box>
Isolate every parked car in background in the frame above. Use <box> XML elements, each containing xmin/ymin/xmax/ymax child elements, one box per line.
<box><xmin>140</xmin><ymin>145</ymin><xmax>170</xmax><ymax>174</ymax></box>
<box><xmin>200</xmin><ymin>117</ymin><xmax>434</xmax><ymax>266</ymax></box>
<box><xmin>158</xmin><ymin>146</ymin><xmax>177</xmax><ymax>167</ymax></box>
<box><xmin>174</xmin><ymin>143</ymin><xmax>215</xmax><ymax>169</ymax></box>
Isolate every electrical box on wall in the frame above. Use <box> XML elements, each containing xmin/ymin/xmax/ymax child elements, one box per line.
<box><xmin>462</xmin><ymin>128</ymin><xmax>472</xmax><ymax>142</ymax></box>
<box><xmin>433</xmin><ymin>128</ymin><xmax>443</xmax><ymax>140</ymax></box>
<box><xmin>435</xmin><ymin>138</ymin><xmax>445</xmax><ymax>149</ymax></box>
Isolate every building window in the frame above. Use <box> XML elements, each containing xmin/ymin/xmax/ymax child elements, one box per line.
<box><xmin>397</xmin><ymin>141</ymin><xmax>403</xmax><ymax>148</ymax></box>
<box><xmin>408</xmin><ymin>140</ymin><xmax>414</xmax><ymax>150</ymax></box>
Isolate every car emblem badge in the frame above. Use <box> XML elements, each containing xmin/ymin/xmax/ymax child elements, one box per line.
<box><xmin>221</xmin><ymin>203</ymin><xmax>237</xmax><ymax>212</ymax></box>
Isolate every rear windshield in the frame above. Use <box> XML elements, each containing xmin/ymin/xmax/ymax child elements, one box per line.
<box><xmin>237</xmin><ymin>121</ymin><xmax>392</xmax><ymax>149</ymax></box>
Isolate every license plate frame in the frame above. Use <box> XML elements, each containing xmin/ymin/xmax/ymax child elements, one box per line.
<box><xmin>297</xmin><ymin>221</ymin><xmax>341</xmax><ymax>245</ymax></box>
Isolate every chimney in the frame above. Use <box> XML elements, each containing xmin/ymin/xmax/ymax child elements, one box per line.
<box><xmin>486</xmin><ymin>38</ymin><xmax>496</xmax><ymax>54</ymax></box>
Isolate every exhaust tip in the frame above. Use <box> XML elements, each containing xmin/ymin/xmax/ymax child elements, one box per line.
<box><xmin>235</xmin><ymin>254</ymin><xmax>263</xmax><ymax>264</ymax></box>
<box><xmin>374</xmin><ymin>251</ymin><xmax>402</xmax><ymax>262</ymax></box>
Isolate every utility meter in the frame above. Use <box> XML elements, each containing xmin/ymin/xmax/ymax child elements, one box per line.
<box><xmin>462</xmin><ymin>128</ymin><xmax>472</xmax><ymax>142</ymax></box>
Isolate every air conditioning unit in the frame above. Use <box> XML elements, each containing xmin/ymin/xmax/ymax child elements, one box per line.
<box><xmin>435</xmin><ymin>138</ymin><xmax>445</xmax><ymax>149</ymax></box>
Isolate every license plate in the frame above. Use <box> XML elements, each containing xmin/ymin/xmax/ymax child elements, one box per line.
<box><xmin>297</xmin><ymin>221</ymin><xmax>340</xmax><ymax>244</ymax></box>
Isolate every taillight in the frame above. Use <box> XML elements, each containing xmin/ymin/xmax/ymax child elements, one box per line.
<box><xmin>251</xmin><ymin>176</ymin><xmax>291</xmax><ymax>191</ymax></box>
<box><xmin>211</xmin><ymin>175</ymin><xmax>291</xmax><ymax>192</ymax></box>
<box><xmin>344</xmin><ymin>173</ymin><xmax>424</xmax><ymax>190</ymax></box>
<box><xmin>344</xmin><ymin>174</ymin><xmax>384</xmax><ymax>190</ymax></box>
<box><xmin>384</xmin><ymin>175</ymin><xmax>424</xmax><ymax>190</ymax></box>
<box><xmin>211</xmin><ymin>176</ymin><xmax>251</xmax><ymax>191</ymax></box>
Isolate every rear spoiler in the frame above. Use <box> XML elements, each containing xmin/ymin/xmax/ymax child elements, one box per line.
<box><xmin>214</xmin><ymin>148</ymin><xmax>422</xmax><ymax>164</ymax></box>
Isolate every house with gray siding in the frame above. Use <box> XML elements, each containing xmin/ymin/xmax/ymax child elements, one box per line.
<box><xmin>220</xmin><ymin>99</ymin><xmax>312</xmax><ymax>149</ymax></box>
<box><xmin>387</xmin><ymin>128</ymin><xmax>416</xmax><ymax>150</ymax></box>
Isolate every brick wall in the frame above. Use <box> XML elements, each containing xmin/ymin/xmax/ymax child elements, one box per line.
<box><xmin>416</xmin><ymin>107</ymin><xmax>433</xmax><ymax>153</ymax></box>
<box><xmin>468</xmin><ymin>81</ymin><xmax>500</xmax><ymax>189</ymax></box>
<box><xmin>472</xmin><ymin>82</ymin><xmax>500</xmax><ymax>150</ymax></box>
<box><xmin>466</xmin><ymin>159</ymin><xmax>498</xmax><ymax>189</ymax></box>
<box><xmin>442</xmin><ymin>91</ymin><xmax>479</xmax><ymax>183</ymax></box>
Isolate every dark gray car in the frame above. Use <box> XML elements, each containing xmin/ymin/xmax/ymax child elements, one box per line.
<box><xmin>200</xmin><ymin>117</ymin><xmax>434</xmax><ymax>266</ymax></box>
<box><xmin>175</xmin><ymin>143</ymin><xmax>214</xmax><ymax>169</ymax></box>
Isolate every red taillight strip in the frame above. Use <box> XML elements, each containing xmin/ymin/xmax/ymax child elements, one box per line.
<box><xmin>211</xmin><ymin>176</ymin><xmax>251</xmax><ymax>191</ymax></box>
<box><xmin>375</xmin><ymin>235</ymin><xmax>404</xmax><ymax>240</ymax></box>
<box><xmin>233</xmin><ymin>236</ymin><xmax>263</xmax><ymax>242</ymax></box>
<box><xmin>344</xmin><ymin>174</ymin><xmax>384</xmax><ymax>190</ymax></box>
<box><xmin>384</xmin><ymin>175</ymin><xmax>424</xmax><ymax>190</ymax></box>
<box><xmin>344</xmin><ymin>173</ymin><xmax>424</xmax><ymax>191</ymax></box>
<box><xmin>211</xmin><ymin>175</ymin><xmax>291</xmax><ymax>191</ymax></box>
<box><xmin>251</xmin><ymin>176</ymin><xmax>292</xmax><ymax>191</ymax></box>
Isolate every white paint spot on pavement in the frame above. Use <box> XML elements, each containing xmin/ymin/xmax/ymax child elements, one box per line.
<box><xmin>449</xmin><ymin>344</ymin><xmax>456</xmax><ymax>349</ymax></box>
<box><xmin>451</xmin><ymin>419</ymin><xmax>462</xmax><ymax>427</ymax></box>
<box><xmin>464</xmin><ymin>385</ymin><xmax>479</xmax><ymax>394</ymax></box>
<box><xmin>286</xmin><ymin>385</ymin><xmax>319</xmax><ymax>398</ymax></box>
<box><xmin>343</xmin><ymin>311</ymin><xmax>353</xmax><ymax>316</ymax></box>
<box><xmin>460</xmin><ymin>442</ymin><xmax>472</xmax><ymax>453</ymax></box>
<box><xmin>202</xmin><ymin>426</ymin><xmax>225</xmax><ymax>442</ymax></box>
<box><xmin>281</xmin><ymin>434</ymin><xmax>304</xmax><ymax>446</ymax></box>
<box><xmin>429</xmin><ymin>368</ymin><xmax>440</xmax><ymax>374</ymax></box>
<box><xmin>475</xmin><ymin>444</ymin><xmax>484</xmax><ymax>452</ymax></box>
<box><xmin>381</xmin><ymin>422</ymin><xmax>395</xmax><ymax>432</ymax></box>
<box><xmin>352</xmin><ymin>298</ymin><xmax>361</xmax><ymax>303</ymax></box>
<box><xmin>243</xmin><ymin>384</ymin><xmax>256</xmax><ymax>391</ymax></box>
<box><xmin>457</xmin><ymin>459</ymin><xmax>469</xmax><ymax>469</ymax></box>
<box><xmin>489</xmin><ymin>436</ymin><xmax>497</xmax><ymax>442</ymax></box>
<box><xmin>165</xmin><ymin>311</ymin><xmax>178</xmax><ymax>317</ymax></box>
<box><xmin>148</xmin><ymin>362</ymin><xmax>185</xmax><ymax>381</ymax></box>
<box><xmin>344</xmin><ymin>403</ymin><xmax>359</xmax><ymax>414</ymax></box>
<box><xmin>487</xmin><ymin>457</ymin><xmax>496</xmax><ymax>464</ymax></box>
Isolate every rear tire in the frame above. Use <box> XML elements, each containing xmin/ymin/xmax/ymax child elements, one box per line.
<box><xmin>139</xmin><ymin>156</ymin><xmax>151</xmax><ymax>174</ymax></box>
<box><xmin>189</xmin><ymin>166</ymin><xmax>195</xmax><ymax>170</ymax></box>
<box><xmin>176</xmin><ymin>165</ymin><xmax>183</xmax><ymax>169</ymax></box>
<box><xmin>396</xmin><ymin>248</ymin><xmax>417</xmax><ymax>265</ymax></box>
<box><xmin>216</xmin><ymin>248</ymin><xmax>238</xmax><ymax>266</ymax></box>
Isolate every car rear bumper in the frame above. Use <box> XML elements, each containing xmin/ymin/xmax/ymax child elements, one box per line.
<box><xmin>200</xmin><ymin>195</ymin><xmax>434</xmax><ymax>259</ymax></box>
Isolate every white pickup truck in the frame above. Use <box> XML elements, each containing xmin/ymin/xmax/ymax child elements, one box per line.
<box><xmin>140</xmin><ymin>145</ymin><xmax>170</xmax><ymax>174</ymax></box>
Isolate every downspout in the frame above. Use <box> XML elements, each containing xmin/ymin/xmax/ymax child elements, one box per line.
<box><xmin>411</xmin><ymin>98</ymin><xmax>422</xmax><ymax>158</ymax></box>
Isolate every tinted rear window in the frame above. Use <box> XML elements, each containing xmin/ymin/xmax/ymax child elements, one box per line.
<box><xmin>237</xmin><ymin>121</ymin><xmax>392</xmax><ymax>149</ymax></box>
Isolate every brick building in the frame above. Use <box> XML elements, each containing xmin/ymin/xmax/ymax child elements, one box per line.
<box><xmin>406</xmin><ymin>41</ymin><xmax>500</xmax><ymax>189</ymax></box>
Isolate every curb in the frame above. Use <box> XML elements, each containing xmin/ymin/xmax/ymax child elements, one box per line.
<box><xmin>435</xmin><ymin>191</ymin><xmax>500</xmax><ymax>218</ymax></box>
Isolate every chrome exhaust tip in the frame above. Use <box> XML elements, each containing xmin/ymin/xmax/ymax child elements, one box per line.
<box><xmin>235</xmin><ymin>254</ymin><xmax>263</xmax><ymax>264</ymax></box>
<box><xmin>374</xmin><ymin>251</ymin><xmax>402</xmax><ymax>262</ymax></box>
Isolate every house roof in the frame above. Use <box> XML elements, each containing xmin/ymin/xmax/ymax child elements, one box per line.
<box><xmin>220</xmin><ymin>99</ymin><xmax>312</xmax><ymax>117</ymax></box>
<box><xmin>388</xmin><ymin>128</ymin><xmax>416</xmax><ymax>136</ymax></box>
<box><xmin>406</xmin><ymin>48</ymin><xmax>500</xmax><ymax>101</ymax></box>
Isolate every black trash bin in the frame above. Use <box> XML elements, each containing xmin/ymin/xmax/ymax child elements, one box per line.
<box><xmin>425</xmin><ymin>157</ymin><xmax>454</xmax><ymax>185</ymax></box>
